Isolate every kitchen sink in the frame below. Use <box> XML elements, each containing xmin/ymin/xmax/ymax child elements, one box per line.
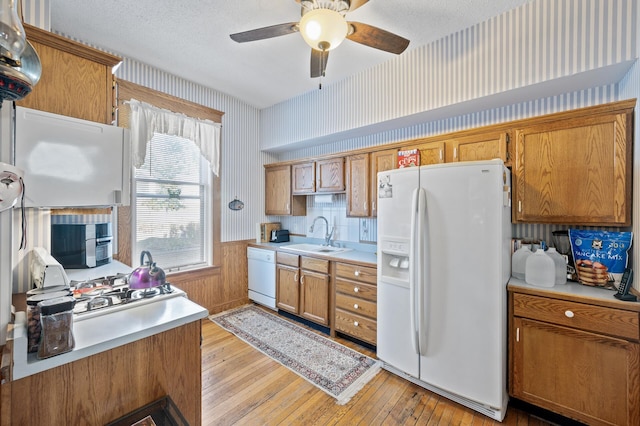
<box><xmin>280</xmin><ymin>243</ymin><xmax>352</xmax><ymax>255</ymax></box>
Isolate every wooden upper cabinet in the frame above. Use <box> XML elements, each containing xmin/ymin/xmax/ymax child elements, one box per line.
<box><xmin>292</xmin><ymin>162</ymin><xmax>315</xmax><ymax>194</ymax></box>
<box><xmin>346</xmin><ymin>153</ymin><xmax>370</xmax><ymax>217</ymax></box>
<box><xmin>292</xmin><ymin>158</ymin><xmax>345</xmax><ymax>194</ymax></box>
<box><xmin>265</xmin><ymin>164</ymin><xmax>306</xmax><ymax>216</ymax></box>
<box><xmin>370</xmin><ymin>149</ymin><xmax>397</xmax><ymax>217</ymax></box>
<box><xmin>347</xmin><ymin>149</ymin><xmax>397</xmax><ymax>217</ymax></box>
<box><xmin>450</xmin><ymin>131</ymin><xmax>509</xmax><ymax>164</ymax></box>
<box><xmin>405</xmin><ymin>141</ymin><xmax>445</xmax><ymax>165</ymax></box>
<box><xmin>18</xmin><ymin>24</ymin><xmax>122</xmax><ymax>124</ymax></box>
<box><xmin>513</xmin><ymin>104</ymin><xmax>633</xmax><ymax>226</ymax></box>
<box><xmin>316</xmin><ymin>157</ymin><xmax>345</xmax><ymax>192</ymax></box>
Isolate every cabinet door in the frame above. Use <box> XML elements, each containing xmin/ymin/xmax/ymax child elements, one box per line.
<box><xmin>404</xmin><ymin>141</ymin><xmax>445</xmax><ymax>166</ymax></box>
<box><xmin>513</xmin><ymin>112</ymin><xmax>632</xmax><ymax>225</ymax></box>
<box><xmin>449</xmin><ymin>131</ymin><xmax>508</xmax><ymax>164</ymax></box>
<box><xmin>265</xmin><ymin>165</ymin><xmax>292</xmax><ymax>215</ymax></box>
<box><xmin>19</xmin><ymin>25</ymin><xmax>121</xmax><ymax>124</ymax></box>
<box><xmin>292</xmin><ymin>162</ymin><xmax>315</xmax><ymax>194</ymax></box>
<box><xmin>276</xmin><ymin>265</ymin><xmax>299</xmax><ymax>314</ymax></box>
<box><xmin>512</xmin><ymin>317</ymin><xmax>640</xmax><ymax>426</ymax></box>
<box><xmin>265</xmin><ymin>165</ymin><xmax>306</xmax><ymax>216</ymax></box>
<box><xmin>300</xmin><ymin>270</ymin><xmax>330</xmax><ymax>326</ymax></box>
<box><xmin>370</xmin><ymin>149</ymin><xmax>397</xmax><ymax>217</ymax></box>
<box><xmin>346</xmin><ymin>154</ymin><xmax>370</xmax><ymax>217</ymax></box>
<box><xmin>316</xmin><ymin>158</ymin><xmax>345</xmax><ymax>192</ymax></box>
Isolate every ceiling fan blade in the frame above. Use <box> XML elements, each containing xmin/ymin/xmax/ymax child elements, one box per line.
<box><xmin>230</xmin><ymin>22</ymin><xmax>299</xmax><ymax>43</ymax></box>
<box><xmin>310</xmin><ymin>49</ymin><xmax>329</xmax><ymax>78</ymax></box>
<box><xmin>347</xmin><ymin>22</ymin><xmax>410</xmax><ymax>54</ymax></box>
<box><xmin>347</xmin><ymin>0</ymin><xmax>369</xmax><ymax>11</ymax></box>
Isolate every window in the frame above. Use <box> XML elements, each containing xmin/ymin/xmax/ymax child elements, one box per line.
<box><xmin>133</xmin><ymin>133</ymin><xmax>212</xmax><ymax>271</ymax></box>
<box><xmin>116</xmin><ymin>80</ymin><xmax>223</xmax><ymax>271</ymax></box>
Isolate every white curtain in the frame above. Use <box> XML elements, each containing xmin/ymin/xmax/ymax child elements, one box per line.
<box><xmin>127</xmin><ymin>99</ymin><xmax>221</xmax><ymax>176</ymax></box>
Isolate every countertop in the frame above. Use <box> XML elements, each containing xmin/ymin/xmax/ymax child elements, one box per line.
<box><xmin>508</xmin><ymin>277</ymin><xmax>640</xmax><ymax>312</ymax></box>
<box><xmin>248</xmin><ymin>239</ymin><xmax>377</xmax><ymax>267</ymax></box>
<box><xmin>9</xmin><ymin>292</ymin><xmax>208</xmax><ymax>380</ymax></box>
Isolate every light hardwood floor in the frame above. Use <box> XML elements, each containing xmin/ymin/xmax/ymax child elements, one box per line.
<box><xmin>201</xmin><ymin>308</ymin><xmax>556</xmax><ymax>426</ymax></box>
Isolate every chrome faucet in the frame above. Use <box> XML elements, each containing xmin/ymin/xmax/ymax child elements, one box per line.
<box><xmin>309</xmin><ymin>216</ymin><xmax>335</xmax><ymax>246</ymax></box>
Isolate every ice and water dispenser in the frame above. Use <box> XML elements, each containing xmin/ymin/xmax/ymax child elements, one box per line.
<box><xmin>379</xmin><ymin>239</ymin><xmax>410</xmax><ymax>282</ymax></box>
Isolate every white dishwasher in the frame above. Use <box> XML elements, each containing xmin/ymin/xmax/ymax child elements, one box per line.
<box><xmin>247</xmin><ymin>247</ymin><xmax>277</xmax><ymax>310</ymax></box>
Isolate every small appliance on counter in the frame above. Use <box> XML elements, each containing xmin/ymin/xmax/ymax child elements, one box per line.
<box><xmin>51</xmin><ymin>223</ymin><xmax>113</xmax><ymax>268</ymax></box>
<box><xmin>259</xmin><ymin>222</ymin><xmax>281</xmax><ymax>243</ymax></box>
<box><xmin>270</xmin><ymin>229</ymin><xmax>290</xmax><ymax>243</ymax></box>
<box><xmin>30</xmin><ymin>247</ymin><xmax>70</xmax><ymax>289</ymax></box>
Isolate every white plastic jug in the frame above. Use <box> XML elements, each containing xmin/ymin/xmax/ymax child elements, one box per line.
<box><xmin>546</xmin><ymin>247</ymin><xmax>567</xmax><ymax>285</ymax></box>
<box><xmin>525</xmin><ymin>249</ymin><xmax>555</xmax><ymax>287</ymax></box>
<box><xmin>512</xmin><ymin>245</ymin><xmax>532</xmax><ymax>280</ymax></box>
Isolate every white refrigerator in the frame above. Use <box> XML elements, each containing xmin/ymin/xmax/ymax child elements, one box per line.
<box><xmin>376</xmin><ymin>159</ymin><xmax>511</xmax><ymax>421</ymax></box>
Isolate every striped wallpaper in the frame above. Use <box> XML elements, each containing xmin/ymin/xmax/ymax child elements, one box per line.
<box><xmin>9</xmin><ymin>0</ymin><xmax>640</xmax><ymax>293</ymax></box>
<box><xmin>261</xmin><ymin>0</ymin><xmax>637</xmax><ymax>151</ymax></box>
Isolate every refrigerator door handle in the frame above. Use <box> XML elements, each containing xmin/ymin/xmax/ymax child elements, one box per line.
<box><xmin>409</xmin><ymin>187</ymin><xmax>420</xmax><ymax>355</ymax></box>
<box><xmin>417</xmin><ymin>187</ymin><xmax>429</xmax><ymax>356</ymax></box>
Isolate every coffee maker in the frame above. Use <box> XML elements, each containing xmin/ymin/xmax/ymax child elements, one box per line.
<box><xmin>552</xmin><ymin>230</ymin><xmax>575</xmax><ymax>280</ymax></box>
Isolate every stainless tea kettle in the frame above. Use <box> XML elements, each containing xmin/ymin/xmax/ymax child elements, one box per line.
<box><xmin>128</xmin><ymin>251</ymin><xmax>166</xmax><ymax>289</ymax></box>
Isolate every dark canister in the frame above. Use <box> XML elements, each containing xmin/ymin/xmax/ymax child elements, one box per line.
<box><xmin>37</xmin><ymin>296</ymin><xmax>76</xmax><ymax>359</ymax></box>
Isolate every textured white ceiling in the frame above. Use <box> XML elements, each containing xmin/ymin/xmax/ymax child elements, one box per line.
<box><xmin>50</xmin><ymin>0</ymin><xmax>532</xmax><ymax>109</ymax></box>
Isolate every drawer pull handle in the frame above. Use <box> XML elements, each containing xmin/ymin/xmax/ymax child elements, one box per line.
<box><xmin>354</xmin><ymin>304</ymin><xmax>359</xmax><ymax>309</ymax></box>
<box><xmin>354</xmin><ymin>287</ymin><xmax>359</xmax><ymax>293</ymax></box>
<box><xmin>565</xmin><ymin>310</ymin><xmax>574</xmax><ymax>318</ymax></box>
<box><xmin>354</xmin><ymin>270</ymin><xmax>360</xmax><ymax>277</ymax></box>
<box><xmin>353</xmin><ymin>321</ymin><xmax>359</xmax><ymax>327</ymax></box>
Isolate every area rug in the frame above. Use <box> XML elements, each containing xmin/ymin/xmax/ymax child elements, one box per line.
<box><xmin>210</xmin><ymin>305</ymin><xmax>382</xmax><ymax>405</ymax></box>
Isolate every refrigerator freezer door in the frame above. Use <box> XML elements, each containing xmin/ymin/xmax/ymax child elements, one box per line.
<box><xmin>418</xmin><ymin>161</ymin><xmax>509</xmax><ymax>410</ymax></box>
<box><xmin>377</xmin><ymin>166</ymin><xmax>420</xmax><ymax>378</ymax></box>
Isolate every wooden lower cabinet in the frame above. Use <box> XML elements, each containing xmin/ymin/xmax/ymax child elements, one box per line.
<box><xmin>509</xmin><ymin>289</ymin><xmax>640</xmax><ymax>426</ymax></box>
<box><xmin>7</xmin><ymin>320</ymin><xmax>202</xmax><ymax>425</ymax></box>
<box><xmin>334</xmin><ymin>262</ymin><xmax>377</xmax><ymax>345</ymax></box>
<box><xmin>276</xmin><ymin>253</ymin><xmax>330</xmax><ymax>326</ymax></box>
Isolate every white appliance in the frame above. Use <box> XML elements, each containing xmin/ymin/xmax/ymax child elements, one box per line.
<box><xmin>11</xmin><ymin>105</ymin><xmax>130</xmax><ymax>208</ymax></box>
<box><xmin>377</xmin><ymin>159</ymin><xmax>512</xmax><ymax>421</ymax></box>
<box><xmin>247</xmin><ymin>247</ymin><xmax>276</xmax><ymax>310</ymax></box>
<box><xmin>30</xmin><ymin>247</ymin><xmax>70</xmax><ymax>289</ymax></box>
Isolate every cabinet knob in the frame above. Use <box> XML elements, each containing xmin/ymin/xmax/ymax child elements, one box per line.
<box><xmin>354</xmin><ymin>304</ymin><xmax>359</xmax><ymax>309</ymax></box>
<box><xmin>354</xmin><ymin>270</ymin><xmax>360</xmax><ymax>277</ymax></box>
<box><xmin>353</xmin><ymin>321</ymin><xmax>359</xmax><ymax>327</ymax></box>
<box><xmin>300</xmin><ymin>275</ymin><xmax>305</xmax><ymax>285</ymax></box>
<box><xmin>354</xmin><ymin>287</ymin><xmax>359</xmax><ymax>293</ymax></box>
<box><xmin>294</xmin><ymin>273</ymin><xmax>298</xmax><ymax>282</ymax></box>
<box><xmin>564</xmin><ymin>310</ymin><xmax>574</xmax><ymax>318</ymax></box>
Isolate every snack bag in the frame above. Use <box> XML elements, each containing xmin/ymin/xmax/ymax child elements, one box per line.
<box><xmin>569</xmin><ymin>230</ymin><xmax>632</xmax><ymax>289</ymax></box>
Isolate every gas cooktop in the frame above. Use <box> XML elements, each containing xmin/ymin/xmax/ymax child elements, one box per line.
<box><xmin>69</xmin><ymin>274</ymin><xmax>186</xmax><ymax>321</ymax></box>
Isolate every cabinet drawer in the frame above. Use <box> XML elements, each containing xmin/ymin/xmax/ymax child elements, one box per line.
<box><xmin>301</xmin><ymin>256</ymin><xmax>329</xmax><ymax>274</ymax></box>
<box><xmin>276</xmin><ymin>252</ymin><xmax>299</xmax><ymax>267</ymax></box>
<box><xmin>335</xmin><ymin>262</ymin><xmax>377</xmax><ymax>285</ymax></box>
<box><xmin>336</xmin><ymin>279</ymin><xmax>377</xmax><ymax>302</ymax></box>
<box><xmin>335</xmin><ymin>309</ymin><xmax>377</xmax><ymax>345</ymax></box>
<box><xmin>336</xmin><ymin>293</ymin><xmax>377</xmax><ymax>320</ymax></box>
<box><xmin>513</xmin><ymin>293</ymin><xmax>640</xmax><ymax>340</ymax></box>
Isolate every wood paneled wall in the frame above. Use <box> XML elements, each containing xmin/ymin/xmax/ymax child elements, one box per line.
<box><xmin>169</xmin><ymin>240</ymin><xmax>250</xmax><ymax>315</ymax></box>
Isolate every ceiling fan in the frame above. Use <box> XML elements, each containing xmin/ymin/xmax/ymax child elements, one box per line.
<box><xmin>230</xmin><ymin>0</ymin><xmax>410</xmax><ymax>79</ymax></box>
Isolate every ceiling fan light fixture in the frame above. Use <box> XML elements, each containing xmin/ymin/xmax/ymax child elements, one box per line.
<box><xmin>299</xmin><ymin>8</ymin><xmax>348</xmax><ymax>51</ymax></box>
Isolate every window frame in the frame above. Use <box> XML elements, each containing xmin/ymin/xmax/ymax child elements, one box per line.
<box><xmin>131</xmin><ymin>132</ymin><xmax>213</xmax><ymax>272</ymax></box>
<box><xmin>116</xmin><ymin>79</ymin><xmax>223</xmax><ymax>270</ymax></box>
